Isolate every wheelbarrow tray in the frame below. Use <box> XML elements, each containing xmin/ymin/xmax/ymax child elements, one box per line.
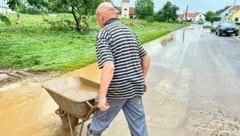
<box><xmin>42</xmin><ymin>77</ymin><xmax>99</xmax><ymax>119</ymax></box>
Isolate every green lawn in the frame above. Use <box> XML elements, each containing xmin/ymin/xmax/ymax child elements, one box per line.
<box><xmin>0</xmin><ymin>13</ymin><xmax>188</xmax><ymax>72</ymax></box>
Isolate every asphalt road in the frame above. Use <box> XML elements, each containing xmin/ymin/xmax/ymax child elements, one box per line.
<box><xmin>143</xmin><ymin>24</ymin><xmax>240</xmax><ymax>136</ymax></box>
<box><xmin>0</xmin><ymin>24</ymin><xmax>240</xmax><ymax>136</ymax></box>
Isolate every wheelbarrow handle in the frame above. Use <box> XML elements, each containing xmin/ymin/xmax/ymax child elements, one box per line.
<box><xmin>86</xmin><ymin>100</ymin><xmax>98</xmax><ymax>109</ymax></box>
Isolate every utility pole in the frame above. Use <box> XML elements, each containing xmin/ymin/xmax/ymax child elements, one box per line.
<box><xmin>185</xmin><ymin>5</ymin><xmax>188</xmax><ymax>22</ymax></box>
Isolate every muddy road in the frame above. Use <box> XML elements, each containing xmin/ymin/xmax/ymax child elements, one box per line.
<box><xmin>0</xmin><ymin>24</ymin><xmax>240</xmax><ymax>136</ymax></box>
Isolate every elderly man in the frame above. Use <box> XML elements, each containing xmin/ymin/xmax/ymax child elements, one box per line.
<box><xmin>87</xmin><ymin>2</ymin><xmax>150</xmax><ymax>136</ymax></box>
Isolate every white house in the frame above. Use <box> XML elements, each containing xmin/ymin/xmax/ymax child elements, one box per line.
<box><xmin>116</xmin><ymin>0</ymin><xmax>136</xmax><ymax>19</ymax></box>
<box><xmin>121</xmin><ymin>0</ymin><xmax>130</xmax><ymax>18</ymax></box>
<box><xmin>194</xmin><ymin>13</ymin><xmax>205</xmax><ymax>22</ymax></box>
<box><xmin>179</xmin><ymin>12</ymin><xmax>205</xmax><ymax>22</ymax></box>
<box><xmin>216</xmin><ymin>6</ymin><xmax>232</xmax><ymax>21</ymax></box>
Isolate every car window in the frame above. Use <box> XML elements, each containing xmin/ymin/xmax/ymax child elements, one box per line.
<box><xmin>221</xmin><ymin>22</ymin><xmax>236</xmax><ymax>27</ymax></box>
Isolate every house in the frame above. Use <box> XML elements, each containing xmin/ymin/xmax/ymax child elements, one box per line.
<box><xmin>178</xmin><ymin>12</ymin><xmax>205</xmax><ymax>22</ymax></box>
<box><xmin>115</xmin><ymin>0</ymin><xmax>136</xmax><ymax>19</ymax></box>
<box><xmin>216</xmin><ymin>5</ymin><xmax>232</xmax><ymax>21</ymax></box>
<box><xmin>194</xmin><ymin>13</ymin><xmax>205</xmax><ymax>22</ymax></box>
<box><xmin>226</xmin><ymin>5</ymin><xmax>240</xmax><ymax>24</ymax></box>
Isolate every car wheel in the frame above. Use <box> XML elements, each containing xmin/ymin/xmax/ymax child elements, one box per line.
<box><xmin>218</xmin><ymin>31</ymin><xmax>221</xmax><ymax>36</ymax></box>
<box><xmin>236</xmin><ymin>33</ymin><xmax>239</xmax><ymax>36</ymax></box>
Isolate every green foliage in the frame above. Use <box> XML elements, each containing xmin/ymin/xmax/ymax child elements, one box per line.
<box><xmin>135</xmin><ymin>0</ymin><xmax>154</xmax><ymax>19</ymax></box>
<box><xmin>6</xmin><ymin>0</ymin><xmax>22</xmax><ymax>11</ymax></box>
<box><xmin>5</xmin><ymin>0</ymin><xmax>105</xmax><ymax>32</ymax></box>
<box><xmin>156</xmin><ymin>1</ymin><xmax>179</xmax><ymax>22</ymax></box>
<box><xmin>205</xmin><ymin>11</ymin><xmax>221</xmax><ymax>23</ymax></box>
<box><xmin>0</xmin><ymin>14</ymin><xmax>11</xmax><ymax>25</ymax></box>
<box><xmin>0</xmin><ymin>14</ymin><xmax>188</xmax><ymax>72</ymax></box>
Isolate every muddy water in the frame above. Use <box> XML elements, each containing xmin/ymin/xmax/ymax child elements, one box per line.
<box><xmin>1</xmin><ymin>25</ymin><xmax>240</xmax><ymax>136</ymax></box>
<box><xmin>0</xmin><ymin>82</ymin><xmax>59</xmax><ymax>136</ymax></box>
<box><xmin>0</xmin><ymin>63</ymin><xmax>101</xmax><ymax>136</ymax></box>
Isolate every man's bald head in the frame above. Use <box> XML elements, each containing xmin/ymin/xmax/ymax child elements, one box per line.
<box><xmin>96</xmin><ymin>2</ymin><xmax>116</xmax><ymax>15</ymax></box>
<box><xmin>96</xmin><ymin>2</ymin><xmax>117</xmax><ymax>28</ymax></box>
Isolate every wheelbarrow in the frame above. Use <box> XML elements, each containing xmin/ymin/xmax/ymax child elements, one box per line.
<box><xmin>42</xmin><ymin>77</ymin><xmax>99</xmax><ymax>136</ymax></box>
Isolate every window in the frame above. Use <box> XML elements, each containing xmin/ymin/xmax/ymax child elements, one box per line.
<box><xmin>235</xmin><ymin>18</ymin><xmax>239</xmax><ymax>22</ymax></box>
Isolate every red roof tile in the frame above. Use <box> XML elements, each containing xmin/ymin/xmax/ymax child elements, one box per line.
<box><xmin>129</xmin><ymin>7</ymin><xmax>135</xmax><ymax>15</ymax></box>
<box><xmin>185</xmin><ymin>13</ymin><xmax>198</xmax><ymax>18</ymax></box>
<box><xmin>231</xmin><ymin>5</ymin><xmax>240</xmax><ymax>10</ymax></box>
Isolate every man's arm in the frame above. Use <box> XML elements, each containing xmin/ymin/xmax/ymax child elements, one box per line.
<box><xmin>141</xmin><ymin>55</ymin><xmax>150</xmax><ymax>92</ymax></box>
<box><xmin>141</xmin><ymin>55</ymin><xmax>150</xmax><ymax>79</ymax></box>
<box><xmin>98</xmin><ymin>62</ymin><xmax>114</xmax><ymax>111</ymax></box>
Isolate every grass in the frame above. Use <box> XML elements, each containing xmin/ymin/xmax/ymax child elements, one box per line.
<box><xmin>0</xmin><ymin>13</ymin><xmax>188</xmax><ymax>72</ymax></box>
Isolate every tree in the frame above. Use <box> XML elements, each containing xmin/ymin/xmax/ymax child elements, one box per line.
<box><xmin>135</xmin><ymin>0</ymin><xmax>154</xmax><ymax>19</ymax></box>
<box><xmin>30</xmin><ymin>0</ymin><xmax>105</xmax><ymax>32</ymax></box>
<box><xmin>0</xmin><ymin>0</ymin><xmax>22</xmax><ymax>25</ymax></box>
<box><xmin>0</xmin><ymin>14</ymin><xmax>11</xmax><ymax>25</ymax></box>
<box><xmin>4</xmin><ymin>0</ymin><xmax>110</xmax><ymax>32</ymax></box>
<box><xmin>205</xmin><ymin>11</ymin><xmax>221</xmax><ymax>23</ymax></box>
<box><xmin>156</xmin><ymin>1</ymin><xmax>179</xmax><ymax>22</ymax></box>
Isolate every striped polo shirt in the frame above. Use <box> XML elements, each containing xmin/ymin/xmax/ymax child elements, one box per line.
<box><xmin>96</xmin><ymin>18</ymin><xmax>147</xmax><ymax>99</ymax></box>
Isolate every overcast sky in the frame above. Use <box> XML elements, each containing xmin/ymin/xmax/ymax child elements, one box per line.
<box><xmin>112</xmin><ymin>0</ymin><xmax>240</xmax><ymax>13</ymax></box>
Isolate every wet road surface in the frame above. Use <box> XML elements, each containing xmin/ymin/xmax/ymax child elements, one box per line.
<box><xmin>1</xmin><ymin>24</ymin><xmax>240</xmax><ymax>136</ymax></box>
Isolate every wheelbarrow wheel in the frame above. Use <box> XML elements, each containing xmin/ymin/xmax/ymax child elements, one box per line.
<box><xmin>55</xmin><ymin>108</ymin><xmax>79</xmax><ymax>129</ymax></box>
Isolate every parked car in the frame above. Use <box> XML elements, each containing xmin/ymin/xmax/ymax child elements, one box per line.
<box><xmin>210</xmin><ymin>21</ymin><xmax>219</xmax><ymax>32</ymax></box>
<box><xmin>203</xmin><ymin>22</ymin><xmax>211</xmax><ymax>28</ymax></box>
<box><xmin>215</xmin><ymin>21</ymin><xmax>239</xmax><ymax>36</ymax></box>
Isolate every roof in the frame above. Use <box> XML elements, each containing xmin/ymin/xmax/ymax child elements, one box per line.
<box><xmin>216</xmin><ymin>5</ymin><xmax>231</xmax><ymax>15</ymax></box>
<box><xmin>184</xmin><ymin>13</ymin><xmax>198</xmax><ymax>18</ymax></box>
<box><xmin>129</xmin><ymin>7</ymin><xmax>135</xmax><ymax>15</ymax></box>
<box><xmin>231</xmin><ymin>5</ymin><xmax>240</xmax><ymax>10</ymax></box>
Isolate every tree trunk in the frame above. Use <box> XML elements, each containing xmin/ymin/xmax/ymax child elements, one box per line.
<box><xmin>71</xmin><ymin>6</ymin><xmax>81</xmax><ymax>31</ymax></box>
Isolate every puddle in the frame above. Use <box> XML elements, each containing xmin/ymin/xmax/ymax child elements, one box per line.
<box><xmin>0</xmin><ymin>63</ymin><xmax>101</xmax><ymax>136</ymax></box>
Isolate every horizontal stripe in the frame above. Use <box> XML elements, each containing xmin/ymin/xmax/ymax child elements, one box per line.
<box><xmin>96</xmin><ymin>20</ymin><xmax>147</xmax><ymax>99</ymax></box>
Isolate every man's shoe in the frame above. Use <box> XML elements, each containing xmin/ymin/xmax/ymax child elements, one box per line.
<box><xmin>87</xmin><ymin>123</ymin><xmax>92</xmax><ymax>136</ymax></box>
<box><xmin>87</xmin><ymin>123</ymin><xmax>101</xmax><ymax>136</ymax></box>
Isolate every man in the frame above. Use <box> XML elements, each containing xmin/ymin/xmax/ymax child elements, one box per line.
<box><xmin>87</xmin><ymin>2</ymin><xmax>150</xmax><ymax>136</ymax></box>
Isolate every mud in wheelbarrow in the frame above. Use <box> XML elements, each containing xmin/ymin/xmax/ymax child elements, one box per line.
<box><xmin>42</xmin><ymin>77</ymin><xmax>99</xmax><ymax>136</ymax></box>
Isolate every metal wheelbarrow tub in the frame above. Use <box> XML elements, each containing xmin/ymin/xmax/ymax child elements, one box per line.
<box><xmin>42</xmin><ymin>77</ymin><xmax>99</xmax><ymax>136</ymax></box>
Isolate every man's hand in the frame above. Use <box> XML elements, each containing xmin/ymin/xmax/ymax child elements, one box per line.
<box><xmin>144</xmin><ymin>84</ymin><xmax>147</xmax><ymax>92</ymax></box>
<box><xmin>98</xmin><ymin>97</ymin><xmax>110</xmax><ymax>111</ymax></box>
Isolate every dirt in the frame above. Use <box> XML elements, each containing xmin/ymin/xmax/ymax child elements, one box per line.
<box><xmin>161</xmin><ymin>34</ymin><xmax>174</xmax><ymax>46</ymax></box>
<box><xmin>0</xmin><ymin>69</ymin><xmax>61</xmax><ymax>87</ymax></box>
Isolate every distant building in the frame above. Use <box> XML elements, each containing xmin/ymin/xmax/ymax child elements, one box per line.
<box><xmin>115</xmin><ymin>0</ymin><xmax>136</xmax><ymax>19</ymax></box>
<box><xmin>178</xmin><ymin>12</ymin><xmax>205</xmax><ymax>22</ymax></box>
<box><xmin>226</xmin><ymin>5</ymin><xmax>240</xmax><ymax>24</ymax></box>
<box><xmin>216</xmin><ymin>5</ymin><xmax>232</xmax><ymax>21</ymax></box>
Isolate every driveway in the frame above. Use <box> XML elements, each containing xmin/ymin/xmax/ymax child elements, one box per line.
<box><xmin>0</xmin><ymin>24</ymin><xmax>240</xmax><ymax>136</ymax></box>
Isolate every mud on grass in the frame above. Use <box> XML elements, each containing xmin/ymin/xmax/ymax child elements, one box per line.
<box><xmin>0</xmin><ymin>69</ymin><xmax>61</xmax><ymax>87</ymax></box>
